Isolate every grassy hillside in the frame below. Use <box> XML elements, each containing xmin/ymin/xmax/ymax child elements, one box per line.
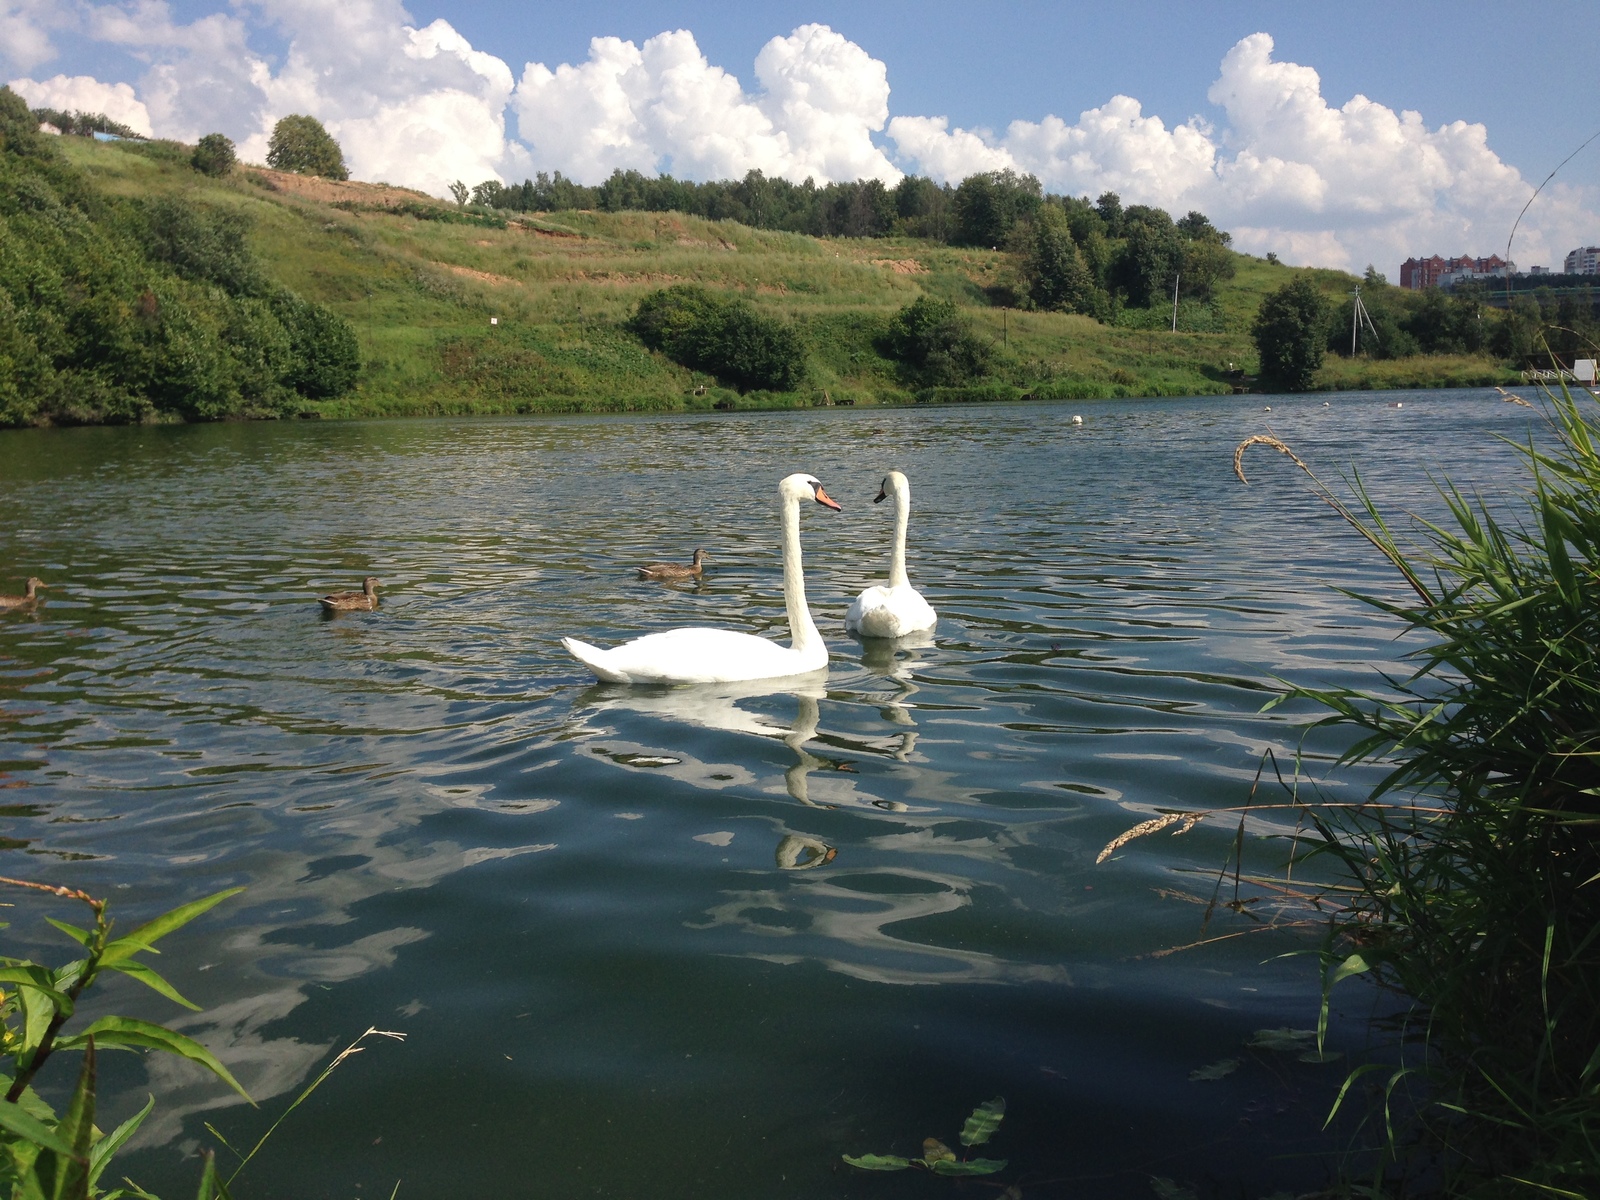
<box><xmin>57</xmin><ymin>137</ymin><xmax>1517</xmax><ymax>418</ymax></box>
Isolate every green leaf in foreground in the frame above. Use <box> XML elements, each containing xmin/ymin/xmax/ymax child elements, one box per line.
<box><xmin>841</xmin><ymin>1153</ymin><xmax>912</xmax><ymax>1171</ymax></box>
<box><xmin>57</xmin><ymin>1017</ymin><xmax>252</xmax><ymax>1103</ymax></box>
<box><xmin>0</xmin><ymin>1098</ymin><xmax>77</xmax><ymax>1157</ymax></box>
<box><xmin>102</xmin><ymin>887</ymin><xmax>246</xmax><ymax>965</ymax></box>
<box><xmin>928</xmin><ymin>1157</ymin><xmax>1008</xmax><ymax>1176</ymax></box>
<box><xmin>89</xmin><ymin>1094</ymin><xmax>155</xmax><ymax>1191</ymax></box>
<box><xmin>105</xmin><ymin>959</ymin><xmax>201</xmax><ymax>1010</ymax></box>
<box><xmin>958</xmin><ymin>1096</ymin><xmax>1005</xmax><ymax>1146</ymax></box>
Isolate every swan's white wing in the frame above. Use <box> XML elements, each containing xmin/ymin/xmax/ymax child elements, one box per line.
<box><xmin>564</xmin><ymin>627</ymin><xmax>823</xmax><ymax>684</ymax></box>
<box><xmin>846</xmin><ymin>584</ymin><xmax>936</xmax><ymax>639</ymax></box>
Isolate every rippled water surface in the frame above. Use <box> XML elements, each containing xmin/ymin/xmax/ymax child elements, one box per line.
<box><xmin>0</xmin><ymin>392</ymin><xmax>1539</xmax><ymax>1197</ymax></box>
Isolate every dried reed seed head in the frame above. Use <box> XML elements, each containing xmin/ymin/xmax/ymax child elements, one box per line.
<box><xmin>1233</xmin><ymin>434</ymin><xmax>1312</xmax><ymax>485</ymax></box>
<box><xmin>1494</xmin><ymin>387</ymin><xmax>1533</xmax><ymax>408</ymax></box>
<box><xmin>1095</xmin><ymin>811</ymin><xmax>1204</xmax><ymax>864</ymax></box>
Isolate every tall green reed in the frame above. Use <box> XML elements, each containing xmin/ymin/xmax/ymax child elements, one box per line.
<box><xmin>1111</xmin><ymin>386</ymin><xmax>1600</xmax><ymax>1195</ymax></box>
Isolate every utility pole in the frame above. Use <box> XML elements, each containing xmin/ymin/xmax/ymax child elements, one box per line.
<box><xmin>1171</xmin><ymin>273</ymin><xmax>1180</xmax><ymax>332</ymax></box>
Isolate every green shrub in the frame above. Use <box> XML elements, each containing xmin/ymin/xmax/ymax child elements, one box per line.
<box><xmin>628</xmin><ymin>284</ymin><xmax>805</xmax><ymax>392</ymax></box>
<box><xmin>272</xmin><ymin>290</ymin><xmax>360</xmax><ymax>399</ymax></box>
<box><xmin>191</xmin><ymin>132</ymin><xmax>236</xmax><ymax>177</ymax></box>
<box><xmin>140</xmin><ymin>196</ymin><xmax>263</xmax><ymax>294</ymax></box>
<box><xmin>877</xmin><ymin>295</ymin><xmax>995</xmax><ymax>387</ymax></box>
<box><xmin>0</xmin><ymin>129</ymin><xmax>360</xmax><ymax>424</ymax></box>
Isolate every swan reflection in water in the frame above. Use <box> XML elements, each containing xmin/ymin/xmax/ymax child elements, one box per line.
<box><xmin>568</xmin><ymin>658</ymin><xmax>1066</xmax><ymax>986</ymax></box>
<box><xmin>570</xmin><ymin>672</ymin><xmax>906</xmax><ymax>814</ymax></box>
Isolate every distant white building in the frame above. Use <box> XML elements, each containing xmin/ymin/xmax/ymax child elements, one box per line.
<box><xmin>1565</xmin><ymin>246</ymin><xmax>1600</xmax><ymax>274</ymax></box>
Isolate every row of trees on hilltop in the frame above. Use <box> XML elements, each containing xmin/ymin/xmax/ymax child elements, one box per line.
<box><xmin>468</xmin><ymin>167</ymin><xmax>1235</xmax><ymax>321</ymax></box>
<box><xmin>1252</xmin><ymin>266</ymin><xmax>1600</xmax><ymax>391</ymax></box>
<box><xmin>0</xmin><ymin>88</ymin><xmax>359</xmax><ymax>426</ymax></box>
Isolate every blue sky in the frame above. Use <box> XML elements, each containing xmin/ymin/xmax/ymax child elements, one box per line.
<box><xmin>436</xmin><ymin>0</ymin><xmax>1599</xmax><ymax>184</ymax></box>
<box><xmin>7</xmin><ymin>0</ymin><xmax>1597</xmax><ymax>274</ymax></box>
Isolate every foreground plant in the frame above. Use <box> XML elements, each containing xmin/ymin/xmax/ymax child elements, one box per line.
<box><xmin>0</xmin><ymin>876</ymin><xmax>249</xmax><ymax>1198</ymax></box>
<box><xmin>1109</xmin><ymin>385</ymin><xmax>1600</xmax><ymax>1195</ymax></box>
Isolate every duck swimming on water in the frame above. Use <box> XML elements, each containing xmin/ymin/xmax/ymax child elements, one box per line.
<box><xmin>319</xmin><ymin>577</ymin><xmax>379</xmax><ymax>612</ymax></box>
<box><xmin>637</xmin><ymin>549</ymin><xmax>707</xmax><ymax>581</ymax></box>
<box><xmin>0</xmin><ymin>578</ymin><xmax>45</xmax><ymax>610</ymax></box>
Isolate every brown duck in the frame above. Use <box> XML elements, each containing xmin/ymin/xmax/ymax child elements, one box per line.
<box><xmin>637</xmin><ymin>549</ymin><xmax>707</xmax><ymax>581</ymax></box>
<box><xmin>319</xmin><ymin>577</ymin><xmax>379</xmax><ymax>612</ymax></box>
<box><xmin>0</xmin><ymin>578</ymin><xmax>45</xmax><ymax>610</ymax></box>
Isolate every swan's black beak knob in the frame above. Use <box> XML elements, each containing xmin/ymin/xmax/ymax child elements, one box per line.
<box><xmin>812</xmin><ymin>484</ymin><xmax>843</xmax><ymax>511</ymax></box>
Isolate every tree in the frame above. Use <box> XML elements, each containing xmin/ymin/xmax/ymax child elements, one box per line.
<box><xmin>1180</xmin><ymin>236</ymin><xmax>1235</xmax><ymax>301</ymax></box>
<box><xmin>1252</xmin><ymin>275</ymin><xmax>1331</xmax><ymax>391</ymax></box>
<box><xmin>266</xmin><ymin>114</ymin><xmax>347</xmax><ymax>180</ymax></box>
<box><xmin>190</xmin><ymin>133</ymin><xmax>236</xmax><ymax>177</ymax></box>
<box><xmin>1094</xmin><ymin>191</ymin><xmax>1124</xmax><ymax>237</ymax></box>
<box><xmin>951</xmin><ymin>170</ymin><xmax>1041</xmax><ymax>248</ymax></box>
<box><xmin>449</xmin><ymin>180</ymin><xmax>469</xmax><ymax>207</ymax></box>
<box><xmin>1110</xmin><ymin>206</ymin><xmax>1183</xmax><ymax>308</ymax></box>
<box><xmin>1022</xmin><ymin>206</ymin><xmax>1093</xmax><ymax>313</ymax></box>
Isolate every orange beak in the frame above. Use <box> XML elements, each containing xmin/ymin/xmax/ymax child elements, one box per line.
<box><xmin>813</xmin><ymin>484</ymin><xmax>843</xmax><ymax>511</ymax></box>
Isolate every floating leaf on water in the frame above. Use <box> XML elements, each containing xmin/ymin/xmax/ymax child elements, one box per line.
<box><xmin>848</xmin><ymin>1153</ymin><xmax>914</xmax><ymax>1173</ymax></box>
<box><xmin>928</xmin><ymin>1157</ymin><xmax>1008</xmax><ymax>1176</ymax></box>
<box><xmin>1150</xmin><ymin>1177</ymin><xmax>1199</xmax><ymax>1200</ymax></box>
<box><xmin>1246</xmin><ymin>1027</ymin><xmax>1318</xmax><ymax>1052</ymax></box>
<box><xmin>1188</xmin><ymin>1057</ymin><xmax>1240</xmax><ymax>1082</ymax></box>
<box><xmin>959</xmin><ymin>1096</ymin><xmax>1006</xmax><ymax>1146</ymax></box>
<box><xmin>1296</xmin><ymin>1048</ymin><xmax>1343</xmax><ymax>1064</ymax></box>
<box><xmin>842</xmin><ymin>1153</ymin><xmax>912</xmax><ymax>1171</ymax></box>
<box><xmin>922</xmin><ymin>1137</ymin><xmax>956</xmax><ymax>1164</ymax></box>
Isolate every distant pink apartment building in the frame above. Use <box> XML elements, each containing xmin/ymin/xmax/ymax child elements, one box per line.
<box><xmin>1399</xmin><ymin>254</ymin><xmax>1513</xmax><ymax>289</ymax></box>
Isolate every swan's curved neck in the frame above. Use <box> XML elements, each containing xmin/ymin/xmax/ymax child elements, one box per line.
<box><xmin>781</xmin><ymin>494</ymin><xmax>823</xmax><ymax>655</ymax></box>
<box><xmin>888</xmin><ymin>486</ymin><xmax>910</xmax><ymax>589</ymax></box>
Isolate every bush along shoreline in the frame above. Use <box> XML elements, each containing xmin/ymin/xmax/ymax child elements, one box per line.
<box><xmin>0</xmin><ymin>88</ymin><xmax>359</xmax><ymax>427</ymax></box>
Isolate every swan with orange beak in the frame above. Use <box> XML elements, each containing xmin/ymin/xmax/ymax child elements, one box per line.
<box><xmin>562</xmin><ymin>473</ymin><xmax>842</xmax><ymax>684</ymax></box>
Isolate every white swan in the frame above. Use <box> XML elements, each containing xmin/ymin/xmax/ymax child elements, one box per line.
<box><xmin>845</xmin><ymin>470</ymin><xmax>936</xmax><ymax>639</ymax></box>
<box><xmin>562</xmin><ymin>473</ymin><xmax>841</xmax><ymax>683</ymax></box>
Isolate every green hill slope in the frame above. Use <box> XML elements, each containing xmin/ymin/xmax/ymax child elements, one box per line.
<box><xmin>42</xmin><ymin>134</ymin><xmax>1518</xmax><ymax>420</ymax></box>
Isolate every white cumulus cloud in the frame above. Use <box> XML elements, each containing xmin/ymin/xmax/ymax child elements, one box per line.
<box><xmin>8</xmin><ymin>0</ymin><xmax>518</xmax><ymax>198</ymax></box>
<box><xmin>5</xmin><ymin>15</ymin><xmax>1592</xmax><ymax>271</ymax></box>
<box><xmin>9</xmin><ymin>73</ymin><xmax>153</xmax><ymax>135</ymax></box>
<box><xmin>511</xmin><ymin>23</ymin><xmax>900</xmax><ymax>185</ymax></box>
<box><xmin>888</xmin><ymin>32</ymin><xmax>1592</xmax><ymax>274</ymax></box>
<box><xmin>0</xmin><ymin>0</ymin><xmax>64</xmax><ymax>74</ymax></box>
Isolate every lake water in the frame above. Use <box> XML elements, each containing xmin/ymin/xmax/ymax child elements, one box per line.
<box><xmin>0</xmin><ymin>391</ymin><xmax>1539</xmax><ymax>1198</ymax></box>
